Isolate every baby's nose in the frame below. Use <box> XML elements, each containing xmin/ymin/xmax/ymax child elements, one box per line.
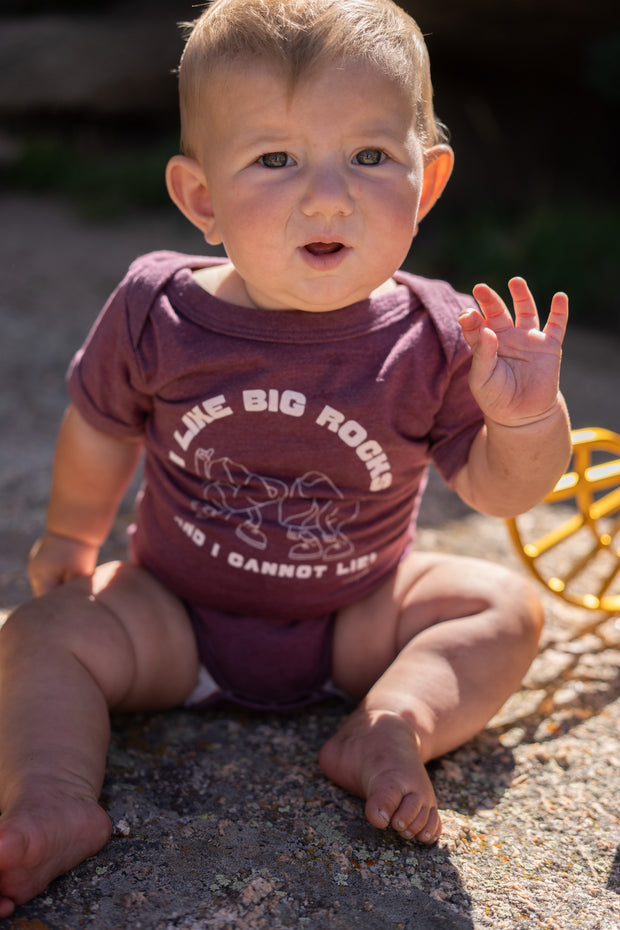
<box><xmin>299</xmin><ymin>164</ymin><xmax>354</xmax><ymax>218</ymax></box>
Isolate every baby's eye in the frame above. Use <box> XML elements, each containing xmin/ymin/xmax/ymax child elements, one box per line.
<box><xmin>259</xmin><ymin>152</ymin><xmax>292</xmax><ymax>169</ymax></box>
<box><xmin>353</xmin><ymin>148</ymin><xmax>385</xmax><ymax>166</ymax></box>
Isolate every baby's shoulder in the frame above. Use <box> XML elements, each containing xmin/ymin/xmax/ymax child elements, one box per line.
<box><xmin>394</xmin><ymin>270</ymin><xmax>472</xmax><ymax>320</ymax></box>
<box><xmin>124</xmin><ymin>250</ymin><xmax>207</xmax><ymax>290</ymax></box>
<box><xmin>395</xmin><ymin>271</ymin><xmax>473</xmax><ymax>353</ymax></box>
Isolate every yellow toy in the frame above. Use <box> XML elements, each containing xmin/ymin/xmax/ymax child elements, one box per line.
<box><xmin>506</xmin><ymin>428</ymin><xmax>620</xmax><ymax>613</ymax></box>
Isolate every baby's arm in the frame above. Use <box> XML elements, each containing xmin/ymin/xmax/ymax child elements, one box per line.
<box><xmin>453</xmin><ymin>277</ymin><xmax>571</xmax><ymax>517</ymax></box>
<box><xmin>29</xmin><ymin>404</ymin><xmax>143</xmax><ymax>595</ymax></box>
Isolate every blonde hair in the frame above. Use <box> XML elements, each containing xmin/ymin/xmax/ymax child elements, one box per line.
<box><xmin>177</xmin><ymin>0</ymin><xmax>448</xmax><ymax>156</ymax></box>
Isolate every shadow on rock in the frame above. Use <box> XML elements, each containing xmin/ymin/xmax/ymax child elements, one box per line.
<box><xmin>11</xmin><ymin>702</ymin><xmax>475</xmax><ymax>929</ymax></box>
<box><xmin>608</xmin><ymin>845</ymin><xmax>620</xmax><ymax>895</ymax></box>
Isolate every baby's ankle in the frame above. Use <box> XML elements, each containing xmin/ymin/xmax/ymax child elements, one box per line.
<box><xmin>0</xmin><ymin>767</ymin><xmax>100</xmax><ymax>814</ymax></box>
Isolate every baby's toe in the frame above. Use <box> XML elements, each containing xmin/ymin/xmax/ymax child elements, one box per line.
<box><xmin>364</xmin><ymin>772</ymin><xmax>409</xmax><ymax>830</ymax></box>
<box><xmin>417</xmin><ymin>806</ymin><xmax>442</xmax><ymax>843</ymax></box>
<box><xmin>392</xmin><ymin>796</ymin><xmax>441</xmax><ymax>844</ymax></box>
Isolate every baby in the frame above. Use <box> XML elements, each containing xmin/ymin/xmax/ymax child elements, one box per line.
<box><xmin>0</xmin><ymin>0</ymin><xmax>571</xmax><ymax>915</ymax></box>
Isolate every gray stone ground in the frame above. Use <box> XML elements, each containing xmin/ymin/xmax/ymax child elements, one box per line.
<box><xmin>0</xmin><ymin>194</ymin><xmax>619</xmax><ymax>929</ymax></box>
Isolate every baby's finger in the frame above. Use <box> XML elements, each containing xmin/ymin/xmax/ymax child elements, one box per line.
<box><xmin>543</xmin><ymin>291</ymin><xmax>569</xmax><ymax>345</ymax></box>
<box><xmin>507</xmin><ymin>277</ymin><xmax>541</xmax><ymax>331</ymax></box>
<box><xmin>471</xmin><ymin>283</ymin><xmax>514</xmax><ymax>333</ymax></box>
<box><xmin>457</xmin><ymin>307</ymin><xmax>485</xmax><ymax>348</ymax></box>
<box><xmin>458</xmin><ymin>309</ymin><xmax>499</xmax><ymax>384</ymax></box>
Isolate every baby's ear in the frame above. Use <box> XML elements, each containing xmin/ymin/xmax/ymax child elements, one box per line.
<box><xmin>165</xmin><ymin>155</ymin><xmax>222</xmax><ymax>245</ymax></box>
<box><xmin>417</xmin><ymin>145</ymin><xmax>454</xmax><ymax>221</ymax></box>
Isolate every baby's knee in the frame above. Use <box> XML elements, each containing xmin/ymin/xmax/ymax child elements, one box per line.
<box><xmin>491</xmin><ymin>566</ymin><xmax>544</xmax><ymax>653</ymax></box>
<box><xmin>0</xmin><ymin>573</ymin><xmax>129</xmax><ymax>661</ymax></box>
<box><xmin>520</xmin><ymin>577</ymin><xmax>545</xmax><ymax>649</ymax></box>
<box><xmin>0</xmin><ymin>582</ymin><xmax>90</xmax><ymax>653</ymax></box>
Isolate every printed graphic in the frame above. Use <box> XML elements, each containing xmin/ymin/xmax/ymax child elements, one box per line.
<box><xmin>281</xmin><ymin>472</ymin><xmax>359</xmax><ymax>561</ymax></box>
<box><xmin>192</xmin><ymin>448</ymin><xmax>359</xmax><ymax>561</ymax></box>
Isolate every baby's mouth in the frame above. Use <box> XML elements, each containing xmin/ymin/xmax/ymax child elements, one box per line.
<box><xmin>304</xmin><ymin>242</ymin><xmax>344</xmax><ymax>256</ymax></box>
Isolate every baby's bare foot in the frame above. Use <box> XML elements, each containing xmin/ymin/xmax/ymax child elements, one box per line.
<box><xmin>0</xmin><ymin>788</ymin><xmax>112</xmax><ymax>916</ymax></box>
<box><xmin>319</xmin><ymin>708</ymin><xmax>441</xmax><ymax>843</ymax></box>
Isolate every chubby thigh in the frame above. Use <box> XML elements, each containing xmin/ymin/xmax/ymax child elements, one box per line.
<box><xmin>10</xmin><ymin>561</ymin><xmax>201</xmax><ymax>712</ymax></box>
<box><xmin>89</xmin><ymin>562</ymin><xmax>201</xmax><ymax>710</ymax></box>
<box><xmin>330</xmin><ymin>549</ymin><xmax>539</xmax><ymax>700</ymax></box>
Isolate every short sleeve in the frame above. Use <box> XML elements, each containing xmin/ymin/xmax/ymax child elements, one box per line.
<box><xmin>428</xmin><ymin>333</ymin><xmax>483</xmax><ymax>485</ymax></box>
<box><xmin>67</xmin><ymin>272</ymin><xmax>154</xmax><ymax>439</ymax></box>
<box><xmin>404</xmin><ymin>275</ymin><xmax>483</xmax><ymax>485</ymax></box>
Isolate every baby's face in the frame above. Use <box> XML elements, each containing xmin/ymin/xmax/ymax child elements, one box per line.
<box><xmin>194</xmin><ymin>60</ymin><xmax>425</xmax><ymax>312</ymax></box>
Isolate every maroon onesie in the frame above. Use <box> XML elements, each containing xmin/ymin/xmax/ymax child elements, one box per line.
<box><xmin>68</xmin><ymin>251</ymin><xmax>483</xmax><ymax>708</ymax></box>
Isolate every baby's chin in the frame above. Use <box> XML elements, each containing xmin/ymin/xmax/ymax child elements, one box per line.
<box><xmin>242</xmin><ymin>266</ymin><xmax>399</xmax><ymax>314</ymax></box>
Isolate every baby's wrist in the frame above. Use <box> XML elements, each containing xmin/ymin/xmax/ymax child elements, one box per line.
<box><xmin>484</xmin><ymin>394</ymin><xmax>567</xmax><ymax>432</ymax></box>
<box><xmin>43</xmin><ymin>527</ymin><xmax>101</xmax><ymax>551</ymax></box>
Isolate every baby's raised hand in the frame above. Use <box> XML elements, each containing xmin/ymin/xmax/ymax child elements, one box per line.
<box><xmin>458</xmin><ymin>277</ymin><xmax>568</xmax><ymax>428</ymax></box>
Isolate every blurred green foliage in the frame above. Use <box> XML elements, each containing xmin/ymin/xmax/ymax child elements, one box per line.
<box><xmin>584</xmin><ymin>33</ymin><xmax>620</xmax><ymax>105</ymax></box>
<box><xmin>1</xmin><ymin>129</ymin><xmax>173</xmax><ymax>218</ymax></box>
<box><xmin>409</xmin><ymin>199</ymin><xmax>619</xmax><ymax>335</ymax></box>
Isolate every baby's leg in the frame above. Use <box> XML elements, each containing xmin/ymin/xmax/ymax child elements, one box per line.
<box><xmin>0</xmin><ymin>562</ymin><xmax>199</xmax><ymax>916</ymax></box>
<box><xmin>319</xmin><ymin>552</ymin><xmax>543</xmax><ymax>843</ymax></box>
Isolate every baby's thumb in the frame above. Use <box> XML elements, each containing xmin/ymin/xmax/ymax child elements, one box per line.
<box><xmin>460</xmin><ymin>315</ymin><xmax>499</xmax><ymax>394</ymax></box>
<box><xmin>458</xmin><ymin>308</ymin><xmax>487</xmax><ymax>348</ymax></box>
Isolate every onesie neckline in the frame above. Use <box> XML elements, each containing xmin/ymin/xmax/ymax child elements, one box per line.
<box><xmin>169</xmin><ymin>261</ymin><xmax>416</xmax><ymax>345</ymax></box>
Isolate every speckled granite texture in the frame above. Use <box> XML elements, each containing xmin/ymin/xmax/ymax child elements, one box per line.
<box><xmin>1</xmin><ymin>195</ymin><xmax>618</xmax><ymax>929</ymax></box>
